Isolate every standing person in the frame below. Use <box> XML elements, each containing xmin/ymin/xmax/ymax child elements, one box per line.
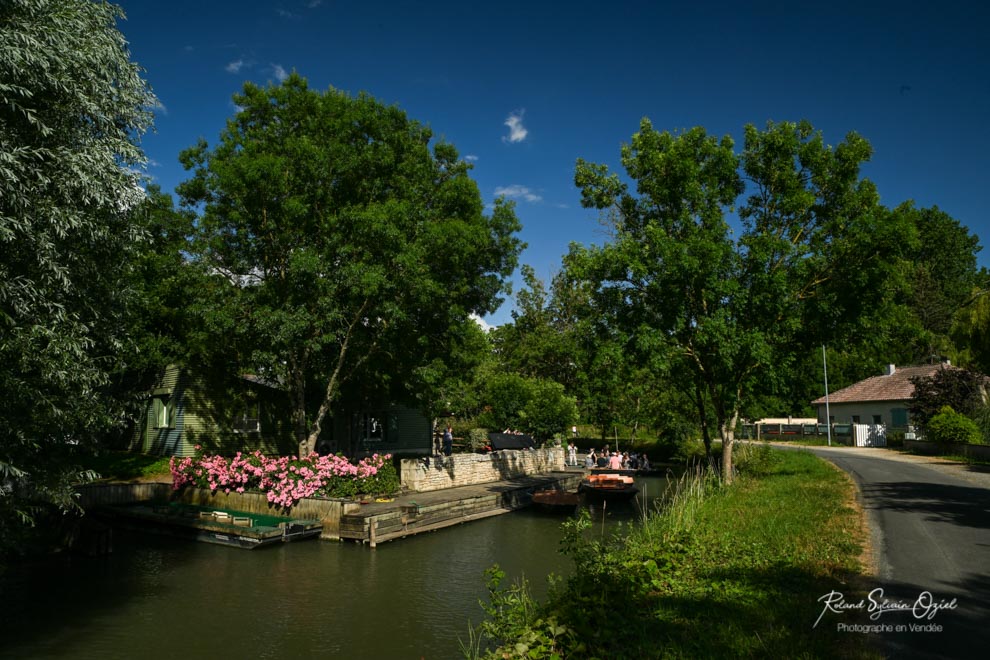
<box><xmin>596</xmin><ymin>449</ymin><xmax>609</xmax><ymax>468</ymax></box>
<box><xmin>568</xmin><ymin>442</ymin><xmax>578</xmax><ymax>466</ymax></box>
<box><xmin>442</xmin><ymin>423</ymin><xmax>453</xmax><ymax>457</ymax></box>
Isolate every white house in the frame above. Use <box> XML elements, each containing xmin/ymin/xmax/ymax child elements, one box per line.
<box><xmin>811</xmin><ymin>363</ymin><xmax>951</xmax><ymax>430</ymax></box>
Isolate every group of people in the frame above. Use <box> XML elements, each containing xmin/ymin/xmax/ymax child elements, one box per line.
<box><xmin>582</xmin><ymin>447</ymin><xmax>650</xmax><ymax>471</ymax></box>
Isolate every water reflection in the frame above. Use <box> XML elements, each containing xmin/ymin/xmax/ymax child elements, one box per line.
<box><xmin>0</xmin><ymin>475</ymin><xmax>671</xmax><ymax>659</ymax></box>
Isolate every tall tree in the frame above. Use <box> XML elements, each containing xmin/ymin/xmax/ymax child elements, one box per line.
<box><xmin>178</xmin><ymin>76</ymin><xmax>522</xmax><ymax>455</ymax></box>
<box><xmin>573</xmin><ymin>119</ymin><xmax>902</xmax><ymax>481</ymax></box>
<box><xmin>894</xmin><ymin>203</ymin><xmax>983</xmax><ymax>362</ymax></box>
<box><xmin>0</xmin><ymin>0</ymin><xmax>156</xmax><ymax>545</ymax></box>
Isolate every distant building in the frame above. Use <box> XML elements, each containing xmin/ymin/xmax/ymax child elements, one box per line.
<box><xmin>810</xmin><ymin>363</ymin><xmax>950</xmax><ymax>430</ymax></box>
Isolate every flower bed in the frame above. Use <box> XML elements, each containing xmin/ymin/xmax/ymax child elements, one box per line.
<box><xmin>169</xmin><ymin>448</ymin><xmax>398</xmax><ymax>509</ymax></box>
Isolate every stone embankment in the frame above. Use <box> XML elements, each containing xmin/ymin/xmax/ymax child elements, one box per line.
<box><xmin>80</xmin><ymin>447</ymin><xmax>580</xmax><ymax>545</ymax></box>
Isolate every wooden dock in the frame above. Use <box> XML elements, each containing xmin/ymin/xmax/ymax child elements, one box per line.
<box><xmin>339</xmin><ymin>471</ymin><xmax>584</xmax><ymax>547</ymax></box>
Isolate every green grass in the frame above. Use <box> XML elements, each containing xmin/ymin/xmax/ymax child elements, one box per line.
<box><xmin>474</xmin><ymin>447</ymin><xmax>878</xmax><ymax>659</ymax></box>
<box><xmin>82</xmin><ymin>451</ymin><xmax>172</xmax><ymax>481</ymax></box>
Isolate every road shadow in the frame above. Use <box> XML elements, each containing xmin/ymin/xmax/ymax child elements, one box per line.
<box><xmin>860</xmin><ymin>481</ymin><xmax>990</xmax><ymax>530</ymax></box>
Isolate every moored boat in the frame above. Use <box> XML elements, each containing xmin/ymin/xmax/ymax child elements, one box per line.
<box><xmin>101</xmin><ymin>501</ymin><xmax>322</xmax><ymax>549</ymax></box>
<box><xmin>579</xmin><ymin>473</ymin><xmax>639</xmax><ymax>499</ymax></box>
<box><xmin>531</xmin><ymin>488</ymin><xmax>580</xmax><ymax>512</ymax></box>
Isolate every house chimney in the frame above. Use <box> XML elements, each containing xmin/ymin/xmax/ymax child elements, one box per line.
<box><xmin>884</xmin><ymin>364</ymin><xmax>896</xmax><ymax>376</ymax></box>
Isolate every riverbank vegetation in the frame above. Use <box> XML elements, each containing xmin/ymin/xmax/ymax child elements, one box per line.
<box><xmin>4</xmin><ymin>0</ymin><xmax>989</xmax><ymax>559</ymax></box>
<box><xmin>466</xmin><ymin>448</ymin><xmax>875</xmax><ymax>659</ymax></box>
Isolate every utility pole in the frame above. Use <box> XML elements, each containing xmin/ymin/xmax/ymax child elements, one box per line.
<box><xmin>822</xmin><ymin>344</ymin><xmax>832</xmax><ymax>447</ymax></box>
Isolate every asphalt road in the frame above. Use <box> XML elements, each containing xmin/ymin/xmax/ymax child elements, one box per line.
<box><xmin>781</xmin><ymin>445</ymin><xmax>990</xmax><ymax>659</ymax></box>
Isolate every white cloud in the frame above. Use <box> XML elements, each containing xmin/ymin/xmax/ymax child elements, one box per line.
<box><xmin>503</xmin><ymin>110</ymin><xmax>527</xmax><ymax>143</ymax></box>
<box><xmin>307</xmin><ymin>0</ymin><xmax>323</xmax><ymax>7</ymax></box>
<box><xmin>465</xmin><ymin>154</ymin><xmax>478</xmax><ymax>162</ymax></box>
<box><xmin>471</xmin><ymin>313</ymin><xmax>495</xmax><ymax>332</ymax></box>
<box><xmin>272</xmin><ymin>64</ymin><xmax>288</xmax><ymax>81</ymax></box>
<box><xmin>495</xmin><ymin>185</ymin><xmax>542</xmax><ymax>203</ymax></box>
<box><xmin>277</xmin><ymin>8</ymin><xmax>300</xmax><ymax>19</ymax></box>
<box><xmin>225</xmin><ymin>59</ymin><xmax>244</xmax><ymax>73</ymax></box>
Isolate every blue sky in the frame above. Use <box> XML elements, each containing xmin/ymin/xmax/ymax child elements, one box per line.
<box><xmin>117</xmin><ymin>0</ymin><xmax>990</xmax><ymax>326</ymax></box>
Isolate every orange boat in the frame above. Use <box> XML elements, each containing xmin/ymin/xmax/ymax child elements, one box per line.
<box><xmin>579</xmin><ymin>473</ymin><xmax>639</xmax><ymax>499</ymax></box>
<box><xmin>531</xmin><ymin>488</ymin><xmax>580</xmax><ymax>511</ymax></box>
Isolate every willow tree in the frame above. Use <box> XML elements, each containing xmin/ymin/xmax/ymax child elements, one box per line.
<box><xmin>0</xmin><ymin>0</ymin><xmax>156</xmax><ymax>546</ymax></box>
<box><xmin>573</xmin><ymin>119</ymin><xmax>902</xmax><ymax>481</ymax></box>
<box><xmin>178</xmin><ymin>75</ymin><xmax>522</xmax><ymax>455</ymax></box>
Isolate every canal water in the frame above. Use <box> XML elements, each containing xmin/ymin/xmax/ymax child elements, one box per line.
<box><xmin>0</xmin><ymin>475</ymin><xmax>672</xmax><ymax>659</ymax></box>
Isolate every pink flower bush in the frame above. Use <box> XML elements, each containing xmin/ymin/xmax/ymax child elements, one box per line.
<box><xmin>169</xmin><ymin>451</ymin><xmax>397</xmax><ymax>508</ymax></box>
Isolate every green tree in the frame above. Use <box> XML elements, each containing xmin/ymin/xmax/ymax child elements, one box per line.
<box><xmin>477</xmin><ymin>373</ymin><xmax>576</xmax><ymax>440</ymax></box>
<box><xmin>522</xmin><ymin>379</ymin><xmax>578</xmax><ymax>441</ymax></box>
<box><xmin>573</xmin><ymin>120</ymin><xmax>903</xmax><ymax>482</ymax></box>
<box><xmin>893</xmin><ymin>203</ymin><xmax>983</xmax><ymax>362</ymax></box>
<box><xmin>952</xmin><ymin>282</ymin><xmax>990</xmax><ymax>375</ymax></box>
<box><xmin>0</xmin><ymin>0</ymin><xmax>156</xmax><ymax>548</ymax></box>
<box><xmin>178</xmin><ymin>75</ymin><xmax>522</xmax><ymax>455</ymax></box>
<box><xmin>909</xmin><ymin>366</ymin><xmax>987</xmax><ymax>429</ymax></box>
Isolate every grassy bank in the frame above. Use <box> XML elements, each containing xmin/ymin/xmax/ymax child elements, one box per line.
<box><xmin>81</xmin><ymin>451</ymin><xmax>172</xmax><ymax>481</ymax></box>
<box><xmin>470</xmin><ymin>447</ymin><xmax>876</xmax><ymax>659</ymax></box>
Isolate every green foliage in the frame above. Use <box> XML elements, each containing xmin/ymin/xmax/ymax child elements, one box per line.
<box><xmin>464</xmin><ymin>566</ymin><xmax>579</xmax><ymax>660</ymax></box>
<box><xmin>733</xmin><ymin>441</ymin><xmax>782</xmax><ymax>476</ymax></box>
<box><xmin>477</xmin><ymin>450</ymin><xmax>871</xmax><ymax>658</ymax></box>
<box><xmin>178</xmin><ymin>74</ymin><xmax>522</xmax><ymax>453</ymax></box>
<box><xmin>523</xmin><ymin>380</ymin><xmax>578</xmax><ymax>442</ymax></box>
<box><xmin>909</xmin><ymin>366</ymin><xmax>987</xmax><ymax>428</ymax></box>
<box><xmin>572</xmin><ymin>119</ymin><xmax>905</xmax><ymax>482</ymax></box>
<box><xmin>0</xmin><ymin>0</ymin><xmax>156</xmax><ymax>551</ymax></box>
<box><xmin>81</xmin><ymin>452</ymin><xmax>172</xmax><ymax>481</ymax></box>
<box><xmin>359</xmin><ymin>459</ymin><xmax>401</xmax><ymax>496</ymax></box>
<box><xmin>477</xmin><ymin>373</ymin><xmax>576</xmax><ymax>440</ymax></box>
<box><xmin>926</xmin><ymin>406</ymin><xmax>983</xmax><ymax>445</ymax></box>
<box><xmin>952</xmin><ymin>285</ymin><xmax>990</xmax><ymax>375</ymax></box>
<box><xmin>894</xmin><ymin>203</ymin><xmax>984</xmax><ymax>361</ymax></box>
<box><xmin>467</xmin><ymin>428</ymin><xmax>490</xmax><ymax>452</ymax></box>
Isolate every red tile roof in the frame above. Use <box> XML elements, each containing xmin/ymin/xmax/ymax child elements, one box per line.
<box><xmin>811</xmin><ymin>364</ymin><xmax>951</xmax><ymax>405</ymax></box>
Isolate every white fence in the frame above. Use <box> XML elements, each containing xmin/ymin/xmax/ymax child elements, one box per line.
<box><xmin>852</xmin><ymin>424</ymin><xmax>887</xmax><ymax>447</ymax></box>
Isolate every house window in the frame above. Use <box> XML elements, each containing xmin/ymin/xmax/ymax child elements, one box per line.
<box><xmin>233</xmin><ymin>402</ymin><xmax>261</xmax><ymax>434</ymax></box>
<box><xmin>153</xmin><ymin>396</ymin><xmax>175</xmax><ymax>429</ymax></box>
<box><xmin>872</xmin><ymin>415</ymin><xmax>882</xmax><ymax>425</ymax></box>
<box><xmin>360</xmin><ymin>413</ymin><xmax>385</xmax><ymax>443</ymax></box>
<box><xmin>852</xmin><ymin>415</ymin><xmax>860</xmax><ymax>424</ymax></box>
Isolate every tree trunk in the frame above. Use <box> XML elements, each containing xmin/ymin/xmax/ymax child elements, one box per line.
<box><xmin>302</xmin><ymin>300</ymin><xmax>370</xmax><ymax>457</ymax></box>
<box><xmin>719</xmin><ymin>409</ymin><xmax>739</xmax><ymax>484</ymax></box>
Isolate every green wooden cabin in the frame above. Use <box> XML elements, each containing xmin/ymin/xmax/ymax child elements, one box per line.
<box><xmin>130</xmin><ymin>366</ymin><xmax>433</xmax><ymax>459</ymax></box>
<box><xmin>129</xmin><ymin>365</ymin><xmax>296</xmax><ymax>458</ymax></box>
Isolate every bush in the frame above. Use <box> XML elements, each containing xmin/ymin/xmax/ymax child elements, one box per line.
<box><xmin>467</xmin><ymin>428</ymin><xmax>490</xmax><ymax>452</ymax></box>
<box><xmin>925</xmin><ymin>406</ymin><xmax>982</xmax><ymax>445</ymax></box>
<box><xmin>169</xmin><ymin>450</ymin><xmax>398</xmax><ymax>508</ymax></box>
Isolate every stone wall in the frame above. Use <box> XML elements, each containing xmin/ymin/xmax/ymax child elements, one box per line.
<box><xmin>400</xmin><ymin>447</ymin><xmax>566</xmax><ymax>492</ymax></box>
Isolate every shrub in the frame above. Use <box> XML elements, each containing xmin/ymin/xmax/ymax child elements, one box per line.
<box><xmin>467</xmin><ymin>428</ymin><xmax>490</xmax><ymax>452</ymax></box>
<box><xmin>169</xmin><ymin>449</ymin><xmax>398</xmax><ymax>508</ymax></box>
<box><xmin>925</xmin><ymin>406</ymin><xmax>982</xmax><ymax>445</ymax></box>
